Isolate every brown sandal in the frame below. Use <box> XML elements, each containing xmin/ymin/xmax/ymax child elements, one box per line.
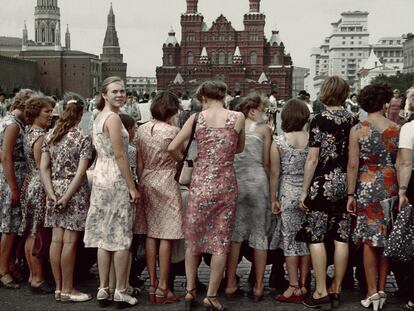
<box><xmin>0</xmin><ymin>272</ymin><xmax>20</xmax><ymax>289</ymax></box>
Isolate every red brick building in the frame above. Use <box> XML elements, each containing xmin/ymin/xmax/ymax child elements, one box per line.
<box><xmin>17</xmin><ymin>0</ymin><xmax>101</xmax><ymax>98</ymax></box>
<box><xmin>156</xmin><ymin>0</ymin><xmax>293</xmax><ymax>99</ymax></box>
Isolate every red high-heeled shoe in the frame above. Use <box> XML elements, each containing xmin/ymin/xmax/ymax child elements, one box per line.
<box><xmin>154</xmin><ymin>287</ymin><xmax>180</xmax><ymax>304</ymax></box>
<box><xmin>275</xmin><ymin>284</ymin><xmax>303</xmax><ymax>304</ymax></box>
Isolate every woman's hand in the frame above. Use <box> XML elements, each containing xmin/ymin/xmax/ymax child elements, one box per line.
<box><xmin>398</xmin><ymin>193</ymin><xmax>409</xmax><ymax>211</ymax></box>
<box><xmin>299</xmin><ymin>191</ymin><xmax>308</xmax><ymax>211</ymax></box>
<box><xmin>129</xmin><ymin>187</ymin><xmax>141</xmax><ymax>204</ymax></box>
<box><xmin>55</xmin><ymin>195</ymin><xmax>69</xmax><ymax>211</ymax></box>
<box><xmin>10</xmin><ymin>188</ymin><xmax>20</xmax><ymax>207</ymax></box>
<box><xmin>271</xmin><ymin>200</ymin><xmax>281</xmax><ymax>215</ymax></box>
<box><xmin>346</xmin><ymin>196</ymin><xmax>357</xmax><ymax>216</ymax></box>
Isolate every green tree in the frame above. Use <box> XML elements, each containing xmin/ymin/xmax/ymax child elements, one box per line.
<box><xmin>371</xmin><ymin>73</ymin><xmax>414</xmax><ymax>93</ymax></box>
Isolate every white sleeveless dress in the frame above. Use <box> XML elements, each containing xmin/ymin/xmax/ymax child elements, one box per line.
<box><xmin>84</xmin><ymin>112</ymin><xmax>134</xmax><ymax>251</ymax></box>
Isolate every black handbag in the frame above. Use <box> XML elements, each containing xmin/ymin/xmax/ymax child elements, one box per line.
<box><xmin>174</xmin><ymin>113</ymin><xmax>199</xmax><ymax>185</ymax></box>
<box><xmin>384</xmin><ymin>205</ymin><xmax>414</xmax><ymax>262</ymax></box>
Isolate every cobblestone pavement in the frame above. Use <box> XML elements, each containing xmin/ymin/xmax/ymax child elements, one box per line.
<box><xmin>0</xmin><ymin>258</ymin><xmax>406</xmax><ymax>311</ymax></box>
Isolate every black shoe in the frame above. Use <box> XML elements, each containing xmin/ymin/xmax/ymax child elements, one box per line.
<box><xmin>329</xmin><ymin>293</ymin><xmax>340</xmax><ymax>309</ymax></box>
<box><xmin>302</xmin><ymin>294</ymin><xmax>331</xmax><ymax>310</ymax></box>
<box><xmin>225</xmin><ymin>287</ymin><xmax>245</xmax><ymax>299</ymax></box>
<box><xmin>31</xmin><ymin>280</ymin><xmax>54</xmax><ymax>294</ymax></box>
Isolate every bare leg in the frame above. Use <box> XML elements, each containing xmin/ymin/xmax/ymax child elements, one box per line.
<box><xmin>299</xmin><ymin>255</ymin><xmax>311</xmax><ymax>293</ymax></box>
<box><xmin>283</xmin><ymin>256</ymin><xmax>299</xmax><ymax>297</ymax></box>
<box><xmin>158</xmin><ymin>239</ymin><xmax>173</xmax><ymax>291</ymax></box>
<box><xmin>114</xmin><ymin>250</ymin><xmax>130</xmax><ymax>290</ymax></box>
<box><xmin>61</xmin><ymin>230</ymin><xmax>80</xmax><ymax>294</ymax></box>
<box><xmin>145</xmin><ymin>237</ymin><xmax>158</xmax><ymax>287</ymax></box>
<box><xmin>378</xmin><ymin>251</ymin><xmax>389</xmax><ymax>292</ymax></box>
<box><xmin>49</xmin><ymin>228</ymin><xmax>64</xmax><ymax>291</ymax></box>
<box><xmin>253</xmin><ymin>249</ymin><xmax>267</xmax><ymax>296</ymax></box>
<box><xmin>0</xmin><ymin>233</ymin><xmax>16</xmax><ymax>274</ymax></box>
<box><xmin>363</xmin><ymin>244</ymin><xmax>378</xmax><ymax>296</ymax></box>
<box><xmin>109</xmin><ymin>257</ymin><xmax>115</xmax><ymax>293</ymax></box>
<box><xmin>30</xmin><ymin>234</ymin><xmax>46</xmax><ymax>286</ymax></box>
<box><xmin>225</xmin><ymin>242</ymin><xmax>241</xmax><ymax>293</ymax></box>
<box><xmin>184</xmin><ymin>249</ymin><xmax>200</xmax><ymax>300</ymax></box>
<box><xmin>204</xmin><ymin>254</ymin><xmax>227</xmax><ymax>309</ymax></box>
<box><xmin>97</xmin><ymin>248</ymin><xmax>112</xmax><ymax>289</ymax></box>
<box><xmin>24</xmin><ymin>236</ymin><xmax>34</xmax><ymax>283</ymax></box>
<box><xmin>330</xmin><ymin>240</ymin><xmax>349</xmax><ymax>293</ymax></box>
<box><xmin>126</xmin><ymin>253</ymin><xmax>132</xmax><ymax>288</ymax></box>
<box><xmin>309</xmin><ymin>243</ymin><xmax>328</xmax><ymax>298</ymax></box>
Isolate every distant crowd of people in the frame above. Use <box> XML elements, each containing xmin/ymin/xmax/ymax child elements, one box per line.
<box><xmin>1</xmin><ymin>76</ymin><xmax>414</xmax><ymax>311</ymax></box>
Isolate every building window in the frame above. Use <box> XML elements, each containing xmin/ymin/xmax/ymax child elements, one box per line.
<box><xmin>219</xmin><ymin>51</ymin><xmax>225</xmax><ymax>64</ymax></box>
<box><xmin>228</xmin><ymin>52</ymin><xmax>233</xmax><ymax>64</ymax></box>
<box><xmin>168</xmin><ymin>54</ymin><xmax>173</xmax><ymax>65</ymax></box>
<box><xmin>211</xmin><ymin>52</ymin><xmax>217</xmax><ymax>64</ymax></box>
<box><xmin>250</xmin><ymin>51</ymin><xmax>257</xmax><ymax>65</ymax></box>
<box><xmin>187</xmin><ymin>51</ymin><xmax>194</xmax><ymax>65</ymax></box>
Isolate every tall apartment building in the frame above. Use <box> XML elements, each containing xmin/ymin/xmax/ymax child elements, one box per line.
<box><xmin>308</xmin><ymin>11</ymin><xmax>404</xmax><ymax>98</ymax></box>
<box><xmin>328</xmin><ymin>11</ymin><xmax>371</xmax><ymax>91</ymax></box>
<box><xmin>373</xmin><ymin>37</ymin><xmax>404</xmax><ymax>71</ymax></box>
<box><xmin>308</xmin><ymin>38</ymin><xmax>329</xmax><ymax>99</ymax></box>
<box><xmin>403</xmin><ymin>33</ymin><xmax>414</xmax><ymax>74</ymax></box>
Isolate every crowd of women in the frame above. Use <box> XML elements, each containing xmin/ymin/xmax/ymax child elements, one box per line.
<box><xmin>0</xmin><ymin>75</ymin><xmax>414</xmax><ymax>311</ymax></box>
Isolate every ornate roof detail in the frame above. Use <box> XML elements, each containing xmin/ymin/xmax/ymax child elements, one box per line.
<box><xmin>233</xmin><ymin>46</ymin><xmax>243</xmax><ymax>64</ymax></box>
<box><xmin>103</xmin><ymin>2</ymin><xmax>119</xmax><ymax>47</ymax></box>
<box><xmin>269</xmin><ymin>30</ymin><xmax>283</xmax><ymax>46</ymax></box>
<box><xmin>200</xmin><ymin>47</ymin><xmax>209</xmax><ymax>64</ymax></box>
<box><xmin>258</xmin><ymin>71</ymin><xmax>269</xmax><ymax>83</ymax></box>
<box><xmin>173</xmin><ymin>72</ymin><xmax>184</xmax><ymax>84</ymax></box>
<box><xmin>164</xmin><ymin>27</ymin><xmax>179</xmax><ymax>46</ymax></box>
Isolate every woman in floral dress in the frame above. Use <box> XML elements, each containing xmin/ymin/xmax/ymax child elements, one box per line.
<box><xmin>83</xmin><ymin>77</ymin><xmax>140</xmax><ymax>308</ymax></box>
<box><xmin>20</xmin><ymin>95</ymin><xmax>54</xmax><ymax>293</ymax></box>
<box><xmin>136</xmin><ymin>91</ymin><xmax>183</xmax><ymax>304</ymax></box>
<box><xmin>0</xmin><ymin>89</ymin><xmax>34</xmax><ymax>288</ymax></box>
<box><xmin>271</xmin><ymin>99</ymin><xmax>310</xmax><ymax>304</ymax></box>
<box><xmin>225</xmin><ymin>94</ymin><xmax>273</xmax><ymax>301</ymax></box>
<box><xmin>299</xmin><ymin>76</ymin><xmax>357</xmax><ymax>309</ymax></box>
<box><xmin>168</xmin><ymin>81</ymin><xmax>245</xmax><ymax>311</ymax></box>
<box><xmin>347</xmin><ymin>83</ymin><xmax>398</xmax><ymax>310</ymax></box>
<box><xmin>42</xmin><ymin>94</ymin><xmax>93</xmax><ymax>303</ymax></box>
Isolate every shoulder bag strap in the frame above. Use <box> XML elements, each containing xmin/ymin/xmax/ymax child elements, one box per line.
<box><xmin>181</xmin><ymin>112</ymin><xmax>199</xmax><ymax>161</ymax></box>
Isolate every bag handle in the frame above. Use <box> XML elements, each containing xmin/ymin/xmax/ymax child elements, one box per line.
<box><xmin>181</xmin><ymin>112</ymin><xmax>199</xmax><ymax>162</ymax></box>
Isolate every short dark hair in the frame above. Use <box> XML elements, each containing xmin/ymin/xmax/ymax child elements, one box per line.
<box><xmin>281</xmin><ymin>98</ymin><xmax>310</xmax><ymax>132</ymax></box>
<box><xmin>119</xmin><ymin>113</ymin><xmax>135</xmax><ymax>130</ymax></box>
<box><xmin>150</xmin><ymin>91</ymin><xmax>180</xmax><ymax>121</ymax></box>
<box><xmin>358</xmin><ymin>82</ymin><xmax>393</xmax><ymax>113</ymax></box>
<box><xmin>319</xmin><ymin>76</ymin><xmax>349</xmax><ymax>107</ymax></box>
<box><xmin>196</xmin><ymin>80</ymin><xmax>227</xmax><ymax>102</ymax></box>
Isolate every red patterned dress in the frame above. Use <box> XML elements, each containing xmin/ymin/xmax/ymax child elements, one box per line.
<box><xmin>185</xmin><ymin>111</ymin><xmax>239</xmax><ymax>256</ymax></box>
<box><xmin>354</xmin><ymin>121</ymin><xmax>399</xmax><ymax>247</ymax></box>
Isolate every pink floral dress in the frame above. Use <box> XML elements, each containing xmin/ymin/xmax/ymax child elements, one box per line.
<box><xmin>185</xmin><ymin>111</ymin><xmax>239</xmax><ymax>256</ymax></box>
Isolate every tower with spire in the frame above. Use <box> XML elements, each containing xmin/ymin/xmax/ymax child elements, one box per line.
<box><xmin>34</xmin><ymin>0</ymin><xmax>61</xmax><ymax>50</ymax></box>
<box><xmin>156</xmin><ymin>0</ymin><xmax>292</xmax><ymax>98</ymax></box>
<box><xmin>65</xmin><ymin>24</ymin><xmax>71</xmax><ymax>50</ymax></box>
<box><xmin>100</xmin><ymin>3</ymin><xmax>127</xmax><ymax>82</ymax></box>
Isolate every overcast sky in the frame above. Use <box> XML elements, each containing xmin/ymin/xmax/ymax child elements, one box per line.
<box><xmin>1</xmin><ymin>0</ymin><xmax>413</xmax><ymax>76</ymax></box>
